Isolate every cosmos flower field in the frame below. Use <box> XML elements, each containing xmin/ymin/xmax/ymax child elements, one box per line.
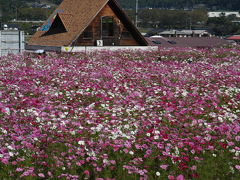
<box><xmin>0</xmin><ymin>48</ymin><xmax>240</xmax><ymax>180</ymax></box>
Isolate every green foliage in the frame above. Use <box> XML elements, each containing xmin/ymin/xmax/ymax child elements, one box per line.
<box><xmin>15</xmin><ymin>22</ymin><xmax>41</xmax><ymax>35</ymax></box>
<box><xmin>196</xmin><ymin>151</ymin><xmax>240</xmax><ymax>180</ymax></box>
<box><xmin>118</xmin><ymin>0</ymin><xmax>240</xmax><ymax>11</ymax></box>
<box><xmin>18</xmin><ymin>8</ymin><xmax>52</xmax><ymax>20</ymax></box>
<box><xmin>207</xmin><ymin>16</ymin><xmax>240</xmax><ymax>36</ymax></box>
<box><xmin>136</xmin><ymin>9</ymin><xmax>208</xmax><ymax>29</ymax></box>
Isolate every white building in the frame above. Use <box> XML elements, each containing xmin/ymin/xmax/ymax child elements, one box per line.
<box><xmin>158</xmin><ymin>29</ymin><xmax>211</xmax><ymax>37</ymax></box>
<box><xmin>208</xmin><ymin>11</ymin><xmax>240</xmax><ymax>18</ymax></box>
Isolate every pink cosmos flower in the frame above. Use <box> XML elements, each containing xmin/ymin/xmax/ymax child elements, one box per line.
<box><xmin>235</xmin><ymin>136</ymin><xmax>240</xmax><ymax>142</ymax></box>
<box><xmin>21</xmin><ymin>171</ymin><xmax>30</xmax><ymax>177</ymax></box>
<box><xmin>135</xmin><ymin>144</ymin><xmax>141</xmax><ymax>149</ymax></box>
<box><xmin>12</xmin><ymin>161</ymin><xmax>17</xmax><ymax>165</ymax></box>
<box><xmin>235</xmin><ymin>165</ymin><xmax>240</xmax><ymax>171</ymax></box>
<box><xmin>160</xmin><ymin>165</ymin><xmax>168</xmax><ymax>170</ymax></box>
<box><xmin>123</xmin><ymin>148</ymin><xmax>129</xmax><ymax>153</ymax></box>
<box><xmin>84</xmin><ymin>170</ymin><xmax>90</xmax><ymax>176</ymax></box>
<box><xmin>1</xmin><ymin>158</ymin><xmax>9</xmax><ymax>165</ymax></box>
<box><xmin>191</xmin><ymin>166</ymin><xmax>197</xmax><ymax>171</ymax></box>
<box><xmin>48</xmin><ymin>171</ymin><xmax>53</xmax><ymax>177</ymax></box>
<box><xmin>168</xmin><ymin>175</ymin><xmax>175</xmax><ymax>180</ymax></box>
<box><xmin>176</xmin><ymin>174</ymin><xmax>185</xmax><ymax>180</ymax></box>
<box><xmin>109</xmin><ymin>160</ymin><xmax>116</xmax><ymax>165</ymax></box>
<box><xmin>38</xmin><ymin>173</ymin><xmax>45</xmax><ymax>178</ymax></box>
<box><xmin>16</xmin><ymin>168</ymin><xmax>24</xmax><ymax>172</ymax></box>
<box><xmin>139</xmin><ymin>170</ymin><xmax>145</xmax><ymax>175</ymax></box>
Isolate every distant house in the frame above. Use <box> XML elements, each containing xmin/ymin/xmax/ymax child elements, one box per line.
<box><xmin>208</xmin><ymin>11</ymin><xmax>240</xmax><ymax>18</ymax></box>
<box><xmin>28</xmin><ymin>0</ymin><xmax>148</xmax><ymax>51</ymax></box>
<box><xmin>32</xmin><ymin>2</ymin><xmax>43</xmax><ymax>8</ymax></box>
<box><xmin>3</xmin><ymin>24</ymin><xmax>19</xmax><ymax>30</ymax></box>
<box><xmin>226</xmin><ymin>35</ymin><xmax>240</xmax><ymax>44</ymax></box>
<box><xmin>42</xmin><ymin>4</ymin><xmax>52</xmax><ymax>9</ymax></box>
<box><xmin>147</xmin><ymin>37</ymin><xmax>230</xmax><ymax>49</ymax></box>
<box><xmin>158</xmin><ymin>29</ymin><xmax>212</xmax><ymax>38</ymax></box>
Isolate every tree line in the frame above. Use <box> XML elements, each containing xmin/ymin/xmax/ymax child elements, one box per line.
<box><xmin>118</xmin><ymin>0</ymin><xmax>240</xmax><ymax>11</ymax></box>
<box><xmin>0</xmin><ymin>0</ymin><xmax>239</xmax><ymax>36</ymax></box>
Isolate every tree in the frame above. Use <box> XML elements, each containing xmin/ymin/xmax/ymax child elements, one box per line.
<box><xmin>18</xmin><ymin>8</ymin><xmax>53</xmax><ymax>20</ymax></box>
<box><xmin>207</xmin><ymin>16</ymin><xmax>240</xmax><ymax>36</ymax></box>
<box><xmin>138</xmin><ymin>9</ymin><xmax>208</xmax><ymax>29</ymax></box>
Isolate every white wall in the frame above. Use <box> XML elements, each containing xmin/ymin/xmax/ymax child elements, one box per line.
<box><xmin>0</xmin><ymin>30</ymin><xmax>25</xmax><ymax>56</ymax></box>
<box><xmin>61</xmin><ymin>46</ymin><xmax>158</xmax><ymax>53</ymax></box>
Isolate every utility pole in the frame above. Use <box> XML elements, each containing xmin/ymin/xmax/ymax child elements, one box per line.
<box><xmin>189</xmin><ymin>17</ymin><xmax>192</xmax><ymax>30</ymax></box>
<box><xmin>135</xmin><ymin>0</ymin><xmax>138</xmax><ymax>27</ymax></box>
<box><xmin>15</xmin><ymin>5</ymin><xmax>18</xmax><ymax>21</ymax></box>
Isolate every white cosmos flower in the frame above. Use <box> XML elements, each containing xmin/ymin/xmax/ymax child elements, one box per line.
<box><xmin>129</xmin><ymin>151</ymin><xmax>134</xmax><ymax>155</ymax></box>
<box><xmin>51</xmin><ymin>125</ymin><xmax>57</xmax><ymax>130</ymax></box>
<box><xmin>235</xmin><ymin>151</ymin><xmax>239</xmax><ymax>157</ymax></box>
<box><xmin>124</xmin><ymin>124</ymin><xmax>130</xmax><ymax>129</ymax></box>
<box><xmin>1</xmin><ymin>128</ymin><xmax>7</xmax><ymax>134</ymax></box>
<box><xmin>78</xmin><ymin>140</ymin><xmax>85</xmax><ymax>146</ymax></box>
<box><xmin>4</xmin><ymin>107</ymin><xmax>10</xmax><ymax>115</ymax></box>
<box><xmin>182</xmin><ymin>90</ymin><xmax>188</xmax><ymax>97</ymax></box>
<box><xmin>230</xmin><ymin>166</ymin><xmax>235</xmax><ymax>173</ymax></box>
<box><xmin>60</xmin><ymin>114</ymin><xmax>66</xmax><ymax>118</ymax></box>
<box><xmin>230</xmin><ymin>149</ymin><xmax>236</xmax><ymax>153</ymax></box>
<box><xmin>156</xmin><ymin>172</ymin><xmax>161</xmax><ymax>176</ymax></box>
<box><xmin>70</xmin><ymin>131</ymin><xmax>76</xmax><ymax>135</ymax></box>
<box><xmin>96</xmin><ymin>124</ymin><xmax>103</xmax><ymax>131</ymax></box>
<box><xmin>7</xmin><ymin>145</ymin><xmax>14</xmax><ymax>150</ymax></box>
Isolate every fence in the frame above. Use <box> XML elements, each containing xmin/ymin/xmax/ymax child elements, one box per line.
<box><xmin>0</xmin><ymin>30</ymin><xmax>25</xmax><ymax>56</ymax></box>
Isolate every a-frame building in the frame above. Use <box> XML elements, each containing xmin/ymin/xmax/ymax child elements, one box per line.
<box><xmin>28</xmin><ymin>0</ymin><xmax>148</xmax><ymax>48</ymax></box>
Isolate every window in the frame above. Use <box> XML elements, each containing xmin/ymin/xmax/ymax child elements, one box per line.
<box><xmin>102</xmin><ymin>16</ymin><xmax>114</xmax><ymax>37</ymax></box>
<box><xmin>152</xmin><ymin>40</ymin><xmax>161</xmax><ymax>44</ymax></box>
<box><xmin>122</xmin><ymin>28</ymin><xmax>131</xmax><ymax>38</ymax></box>
<box><xmin>83</xmin><ymin>26</ymin><xmax>93</xmax><ymax>39</ymax></box>
<box><xmin>43</xmin><ymin>14</ymin><xmax>66</xmax><ymax>36</ymax></box>
<box><xmin>168</xmin><ymin>40</ymin><xmax>176</xmax><ymax>44</ymax></box>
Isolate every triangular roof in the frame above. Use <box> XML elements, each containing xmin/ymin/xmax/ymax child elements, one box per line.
<box><xmin>29</xmin><ymin>0</ymin><xmax>148</xmax><ymax>47</ymax></box>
